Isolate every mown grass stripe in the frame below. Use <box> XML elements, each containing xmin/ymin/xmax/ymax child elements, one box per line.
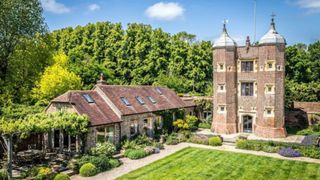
<box><xmin>118</xmin><ymin>147</ymin><xmax>320</xmax><ymax>180</ymax></box>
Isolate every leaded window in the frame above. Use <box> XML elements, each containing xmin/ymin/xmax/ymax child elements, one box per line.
<box><xmin>241</xmin><ymin>82</ymin><xmax>254</xmax><ymax>96</ymax></box>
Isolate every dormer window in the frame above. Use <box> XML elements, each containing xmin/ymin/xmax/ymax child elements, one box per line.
<box><xmin>83</xmin><ymin>94</ymin><xmax>94</xmax><ymax>103</ymax></box>
<box><xmin>120</xmin><ymin>97</ymin><xmax>131</xmax><ymax>106</ymax></box>
<box><xmin>136</xmin><ymin>96</ymin><xmax>145</xmax><ymax>105</ymax></box>
<box><xmin>156</xmin><ymin>87</ymin><xmax>163</xmax><ymax>95</ymax></box>
<box><xmin>147</xmin><ymin>96</ymin><xmax>157</xmax><ymax>104</ymax></box>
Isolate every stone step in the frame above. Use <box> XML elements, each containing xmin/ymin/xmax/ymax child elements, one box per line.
<box><xmin>59</xmin><ymin>169</ymin><xmax>76</xmax><ymax>176</ymax></box>
<box><xmin>222</xmin><ymin>142</ymin><xmax>236</xmax><ymax>146</ymax></box>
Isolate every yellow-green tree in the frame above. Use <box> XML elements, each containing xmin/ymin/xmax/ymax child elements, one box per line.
<box><xmin>32</xmin><ymin>52</ymin><xmax>82</xmax><ymax>104</ymax></box>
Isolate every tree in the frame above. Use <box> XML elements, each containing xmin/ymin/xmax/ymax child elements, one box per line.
<box><xmin>32</xmin><ymin>52</ymin><xmax>82</xmax><ymax>104</ymax></box>
<box><xmin>0</xmin><ymin>0</ymin><xmax>47</xmax><ymax>82</ymax></box>
<box><xmin>68</xmin><ymin>60</ymin><xmax>114</xmax><ymax>90</ymax></box>
<box><xmin>2</xmin><ymin>34</ymin><xmax>54</xmax><ymax>104</ymax></box>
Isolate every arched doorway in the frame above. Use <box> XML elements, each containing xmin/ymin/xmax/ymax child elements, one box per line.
<box><xmin>243</xmin><ymin>115</ymin><xmax>253</xmax><ymax>133</ymax></box>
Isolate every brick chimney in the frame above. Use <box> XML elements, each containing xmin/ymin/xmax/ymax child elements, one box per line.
<box><xmin>97</xmin><ymin>73</ymin><xmax>107</xmax><ymax>85</ymax></box>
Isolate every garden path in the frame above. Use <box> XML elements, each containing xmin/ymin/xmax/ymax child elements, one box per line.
<box><xmin>71</xmin><ymin>143</ymin><xmax>320</xmax><ymax>180</ymax></box>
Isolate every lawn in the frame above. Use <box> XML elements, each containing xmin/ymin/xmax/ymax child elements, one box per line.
<box><xmin>118</xmin><ymin>147</ymin><xmax>320</xmax><ymax>180</ymax></box>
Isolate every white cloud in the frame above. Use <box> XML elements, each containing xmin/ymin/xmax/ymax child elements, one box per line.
<box><xmin>88</xmin><ymin>4</ymin><xmax>100</xmax><ymax>11</ymax></box>
<box><xmin>41</xmin><ymin>0</ymin><xmax>70</xmax><ymax>14</ymax></box>
<box><xmin>296</xmin><ymin>0</ymin><xmax>320</xmax><ymax>12</ymax></box>
<box><xmin>145</xmin><ymin>2</ymin><xmax>184</xmax><ymax>21</ymax></box>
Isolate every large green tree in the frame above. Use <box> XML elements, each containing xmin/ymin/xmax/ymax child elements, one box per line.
<box><xmin>0</xmin><ymin>0</ymin><xmax>47</xmax><ymax>81</ymax></box>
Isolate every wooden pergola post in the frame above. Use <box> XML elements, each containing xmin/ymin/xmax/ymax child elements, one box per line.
<box><xmin>1</xmin><ymin>134</ymin><xmax>13</xmax><ymax>178</ymax></box>
<box><xmin>76</xmin><ymin>135</ymin><xmax>79</xmax><ymax>153</ymax></box>
<box><xmin>59</xmin><ymin>129</ymin><xmax>64</xmax><ymax>152</ymax></box>
<box><xmin>68</xmin><ymin>135</ymin><xmax>71</xmax><ymax>152</ymax></box>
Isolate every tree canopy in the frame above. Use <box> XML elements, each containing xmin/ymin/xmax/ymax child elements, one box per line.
<box><xmin>32</xmin><ymin>52</ymin><xmax>82</xmax><ymax>104</ymax></box>
<box><xmin>51</xmin><ymin>23</ymin><xmax>213</xmax><ymax>95</ymax></box>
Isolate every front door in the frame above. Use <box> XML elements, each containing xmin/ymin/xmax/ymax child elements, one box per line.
<box><xmin>243</xmin><ymin>115</ymin><xmax>253</xmax><ymax>133</ymax></box>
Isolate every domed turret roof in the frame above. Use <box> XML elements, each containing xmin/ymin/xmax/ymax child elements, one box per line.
<box><xmin>259</xmin><ymin>16</ymin><xmax>286</xmax><ymax>45</ymax></box>
<box><xmin>213</xmin><ymin>22</ymin><xmax>236</xmax><ymax>48</ymax></box>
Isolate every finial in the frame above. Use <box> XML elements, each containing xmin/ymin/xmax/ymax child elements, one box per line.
<box><xmin>246</xmin><ymin>36</ymin><xmax>250</xmax><ymax>50</ymax></box>
<box><xmin>97</xmin><ymin>73</ymin><xmax>107</xmax><ymax>85</ymax></box>
<box><xmin>222</xmin><ymin>19</ymin><xmax>228</xmax><ymax>33</ymax></box>
<box><xmin>100</xmin><ymin>73</ymin><xmax>104</xmax><ymax>81</ymax></box>
<box><xmin>271</xmin><ymin>12</ymin><xmax>276</xmax><ymax>30</ymax></box>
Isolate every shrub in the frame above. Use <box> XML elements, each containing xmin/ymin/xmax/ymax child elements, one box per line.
<box><xmin>134</xmin><ymin>135</ymin><xmax>153</xmax><ymax>146</ymax></box>
<box><xmin>79</xmin><ymin>163</ymin><xmax>97</xmax><ymax>177</ymax></box>
<box><xmin>122</xmin><ymin>139</ymin><xmax>140</xmax><ymax>150</ymax></box>
<box><xmin>91</xmin><ymin>142</ymin><xmax>116</xmax><ymax>157</ymax></box>
<box><xmin>278</xmin><ymin>148</ymin><xmax>301</xmax><ymax>157</ymax></box>
<box><xmin>299</xmin><ymin>146</ymin><xmax>320</xmax><ymax>159</ymax></box>
<box><xmin>198</xmin><ymin>122</ymin><xmax>211</xmax><ymax>129</ymax></box>
<box><xmin>54</xmin><ymin>173</ymin><xmax>70</xmax><ymax>180</ymax></box>
<box><xmin>109</xmin><ymin>159</ymin><xmax>121</xmax><ymax>168</ymax></box>
<box><xmin>144</xmin><ymin>146</ymin><xmax>155</xmax><ymax>155</ymax></box>
<box><xmin>152</xmin><ymin>142</ymin><xmax>164</xmax><ymax>149</ymax></box>
<box><xmin>0</xmin><ymin>169</ymin><xmax>8</xmax><ymax>180</ymax></box>
<box><xmin>189</xmin><ymin>135</ymin><xmax>208</xmax><ymax>145</ymax></box>
<box><xmin>121</xmin><ymin>135</ymin><xmax>153</xmax><ymax>150</ymax></box>
<box><xmin>124</xmin><ymin>149</ymin><xmax>147</xmax><ymax>159</ymax></box>
<box><xmin>208</xmin><ymin>136</ymin><xmax>222</xmax><ymax>146</ymax></box>
<box><xmin>34</xmin><ymin>167</ymin><xmax>53</xmax><ymax>180</ymax></box>
<box><xmin>78</xmin><ymin>155</ymin><xmax>111</xmax><ymax>172</ymax></box>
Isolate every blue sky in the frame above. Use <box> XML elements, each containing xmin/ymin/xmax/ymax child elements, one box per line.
<box><xmin>42</xmin><ymin>0</ymin><xmax>320</xmax><ymax>45</ymax></box>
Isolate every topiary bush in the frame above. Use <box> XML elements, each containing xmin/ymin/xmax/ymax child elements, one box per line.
<box><xmin>124</xmin><ymin>149</ymin><xmax>147</xmax><ymax>159</ymax></box>
<box><xmin>90</xmin><ymin>142</ymin><xmax>116</xmax><ymax>157</ymax></box>
<box><xmin>79</xmin><ymin>163</ymin><xmax>97</xmax><ymax>177</ymax></box>
<box><xmin>208</xmin><ymin>136</ymin><xmax>222</xmax><ymax>146</ymax></box>
<box><xmin>54</xmin><ymin>173</ymin><xmax>70</xmax><ymax>180</ymax></box>
<box><xmin>278</xmin><ymin>148</ymin><xmax>301</xmax><ymax>157</ymax></box>
<box><xmin>198</xmin><ymin>122</ymin><xmax>211</xmax><ymax>129</ymax></box>
<box><xmin>109</xmin><ymin>159</ymin><xmax>121</xmax><ymax>168</ymax></box>
<box><xmin>0</xmin><ymin>169</ymin><xmax>8</xmax><ymax>180</ymax></box>
<box><xmin>77</xmin><ymin>155</ymin><xmax>111</xmax><ymax>172</ymax></box>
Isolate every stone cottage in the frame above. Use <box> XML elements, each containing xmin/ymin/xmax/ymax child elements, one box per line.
<box><xmin>46</xmin><ymin>77</ymin><xmax>195</xmax><ymax>151</ymax></box>
<box><xmin>212</xmin><ymin>16</ymin><xmax>287</xmax><ymax>138</ymax></box>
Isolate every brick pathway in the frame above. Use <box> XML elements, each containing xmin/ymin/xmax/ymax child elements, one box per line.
<box><xmin>71</xmin><ymin>143</ymin><xmax>320</xmax><ymax>180</ymax></box>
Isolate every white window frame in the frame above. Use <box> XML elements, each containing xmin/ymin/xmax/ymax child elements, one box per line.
<box><xmin>217</xmin><ymin>84</ymin><xmax>226</xmax><ymax>93</ymax></box>
<box><xmin>218</xmin><ymin>105</ymin><xmax>226</xmax><ymax>114</ymax></box>
<box><xmin>265</xmin><ymin>83</ymin><xmax>275</xmax><ymax>95</ymax></box>
<box><xmin>264</xmin><ymin>106</ymin><xmax>274</xmax><ymax>117</ymax></box>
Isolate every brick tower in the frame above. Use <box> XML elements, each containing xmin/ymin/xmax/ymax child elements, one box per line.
<box><xmin>211</xmin><ymin>17</ymin><xmax>287</xmax><ymax>138</ymax></box>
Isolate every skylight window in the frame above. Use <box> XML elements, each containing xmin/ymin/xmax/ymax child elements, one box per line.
<box><xmin>136</xmin><ymin>96</ymin><xmax>145</xmax><ymax>105</ymax></box>
<box><xmin>156</xmin><ymin>87</ymin><xmax>163</xmax><ymax>95</ymax></box>
<box><xmin>147</xmin><ymin>96</ymin><xmax>157</xmax><ymax>104</ymax></box>
<box><xmin>83</xmin><ymin>94</ymin><xmax>94</xmax><ymax>103</ymax></box>
<box><xmin>121</xmin><ymin>97</ymin><xmax>131</xmax><ymax>106</ymax></box>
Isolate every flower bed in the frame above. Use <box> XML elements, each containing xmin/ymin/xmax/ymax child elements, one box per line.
<box><xmin>236</xmin><ymin>139</ymin><xmax>320</xmax><ymax>159</ymax></box>
<box><xmin>121</xmin><ymin>135</ymin><xmax>164</xmax><ymax>160</ymax></box>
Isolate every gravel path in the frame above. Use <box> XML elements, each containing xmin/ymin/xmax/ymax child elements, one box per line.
<box><xmin>71</xmin><ymin>143</ymin><xmax>320</xmax><ymax>180</ymax></box>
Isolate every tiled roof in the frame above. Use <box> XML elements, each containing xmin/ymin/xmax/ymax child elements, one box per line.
<box><xmin>96</xmin><ymin>85</ymin><xmax>195</xmax><ymax>116</ymax></box>
<box><xmin>52</xmin><ymin>91</ymin><xmax>121</xmax><ymax>126</ymax></box>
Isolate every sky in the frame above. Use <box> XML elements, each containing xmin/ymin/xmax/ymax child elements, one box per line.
<box><xmin>41</xmin><ymin>0</ymin><xmax>320</xmax><ymax>45</ymax></box>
